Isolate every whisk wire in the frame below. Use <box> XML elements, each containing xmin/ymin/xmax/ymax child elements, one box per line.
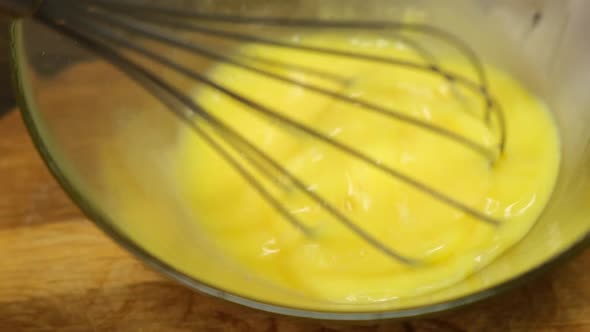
<box><xmin>123</xmin><ymin>13</ymin><xmax>507</xmax><ymax>156</ymax></box>
<box><xmin>89</xmin><ymin>0</ymin><xmax>506</xmax><ymax>148</ymax></box>
<box><xmin>75</xmin><ymin>2</ymin><xmax>503</xmax><ymax>162</ymax></box>
<box><xmin>39</xmin><ymin>13</ymin><xmax>317</xmax><ymax>237</ymax></box>
<box><xmin>40</xmin><ymin>4</ymin><xmax>424</xmax><ymax>265</ymax></box>
<box><xmin>74</xmin><ymin>4</ymin><xmax>501</xmax><ymax>223</ymax></box>
<box><xmin>85</xmin><ymin>0</ymin><xmax>493</xmax><ymax>90</ymax></box>
<box><xmin>30</xmin><ymin>0</ymin><xmax>508</xmax><ymax>265</ymax></box>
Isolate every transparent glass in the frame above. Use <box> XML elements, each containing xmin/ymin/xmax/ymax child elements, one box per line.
<box><xmin>10</xmin><ymin>0</ymin><xmax>590</xmax><ymax>320</ymax></box>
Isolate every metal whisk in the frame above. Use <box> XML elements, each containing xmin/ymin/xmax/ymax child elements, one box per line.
<box><xmin>3</xmin><ymin>0</ymin><xmax>507</xmax><ymax>265</ymax></box>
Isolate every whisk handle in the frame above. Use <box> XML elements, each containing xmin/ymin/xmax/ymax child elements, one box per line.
<box><xmin>0</xmin><ymin>0</ymin><xmax>41</xmax><ymax>17</ymax></box>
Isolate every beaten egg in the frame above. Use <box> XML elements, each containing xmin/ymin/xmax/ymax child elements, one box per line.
<box><xmin>102</xmin><ymin>33</ymin><xmax>560</xmax><ymax>306</ymax></box>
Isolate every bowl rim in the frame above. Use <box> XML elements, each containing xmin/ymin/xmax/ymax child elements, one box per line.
<box><xmin>9</xmin><ymin>19</ymin><xmax>590</xmax><ymax>321</ymax></box>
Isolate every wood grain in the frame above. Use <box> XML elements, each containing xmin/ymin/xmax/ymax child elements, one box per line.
<box><xmin>1</xmin><ymin>68</ymin><xmax>590</xmax><ymax>331</ymax></box>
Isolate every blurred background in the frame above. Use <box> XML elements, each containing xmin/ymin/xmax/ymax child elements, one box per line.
<box><xmin>0</xmin><ymin>17</ymin><xmax>16</xmax><ymax>114</ymax></box>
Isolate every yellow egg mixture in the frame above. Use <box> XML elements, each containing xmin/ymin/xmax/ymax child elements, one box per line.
<box><xmin>104</xmin><ymin>34</ymin><xmax>560</xmax><ymax>306</ymax></box>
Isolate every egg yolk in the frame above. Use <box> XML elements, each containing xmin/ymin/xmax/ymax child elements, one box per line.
<box><xmin>172</xmin><ymin>34</ymin><xmax>560</xmax><ymax>303</ymax></box>
<box><xmin>102</xmin><ymin>33</ymin><xmax>560</xmax><ymax>305</ymax></box>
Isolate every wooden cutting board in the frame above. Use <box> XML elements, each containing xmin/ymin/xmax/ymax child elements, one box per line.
<box><xmin>1</xmin><ymin>71</ymin><xmax>590</xmax><ymax>332</ymax></box>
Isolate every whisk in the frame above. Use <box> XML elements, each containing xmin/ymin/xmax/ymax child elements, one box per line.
<box><xmin>2</xmin><ymin>0</ymin><xmax>507</xmax><ymax>265</ymax></box>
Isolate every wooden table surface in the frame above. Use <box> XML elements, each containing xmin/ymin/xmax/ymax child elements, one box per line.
<box><xmin>1</xmin><ymin>36</ymin><xmax>590</xmax><ymax>331</ymax></box>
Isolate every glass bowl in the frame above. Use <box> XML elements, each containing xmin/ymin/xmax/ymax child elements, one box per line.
<box><xmin>9</xmin><ymin>0</ymin><xmax>590</xmax><ymax>320</ymax></box>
